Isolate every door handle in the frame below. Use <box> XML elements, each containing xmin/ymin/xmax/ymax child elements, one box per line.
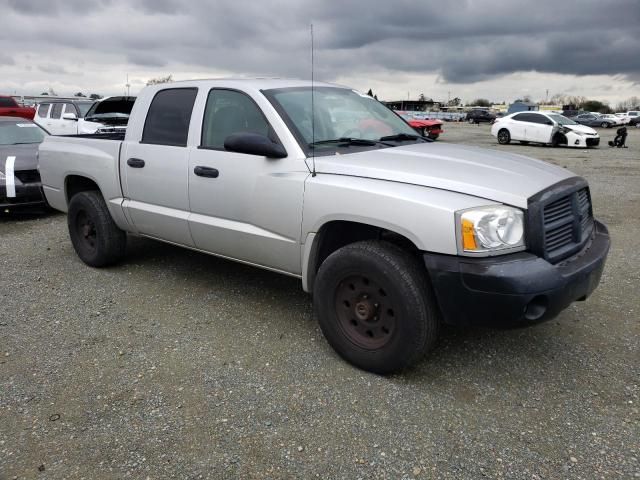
<box><xmin>194</xmin><ymin>166</ymin><xmax>219</xmax><ymax>178</ymax></box>
<box><xmin>127</xmin><ymin>158</ymin><xmax>145</xmax><ymax>168</ymax></box>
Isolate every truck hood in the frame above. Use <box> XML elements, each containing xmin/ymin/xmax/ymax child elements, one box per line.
<box><xmin>563</xmin><ymin>124</ymin><xmax>598</xmax><ymax>135</ymax></box>
<box><xmin>313</xmin><ymin>142</ymin><xmax>575</xmax><ymax>209</ymax></box>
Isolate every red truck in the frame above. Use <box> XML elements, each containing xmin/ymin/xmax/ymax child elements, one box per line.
<box><xmin>0</xmin><ymin>96</ymin><xmax>36</xmax><ymax>120</ymax></box>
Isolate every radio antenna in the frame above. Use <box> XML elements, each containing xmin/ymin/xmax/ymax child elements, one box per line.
<box><xmin>310</xmin><ymin>22</ymin><xmax>316</xmax><ymax>177</ymax></box>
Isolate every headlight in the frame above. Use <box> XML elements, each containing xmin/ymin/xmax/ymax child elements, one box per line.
<box><xmin>457</xmin><ymin>206</ymin><xmax>525</xmax><ymax>255</ymax></box>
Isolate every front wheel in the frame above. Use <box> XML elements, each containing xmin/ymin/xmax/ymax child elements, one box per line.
<box><xmin>468</xmin><ymin>118</ymin><xmax>475</xmax><ymax>124</ymax></box>
<box><xmin>497</xmin><ymin>129</ymin><xmax>511</xmax><ymax>144</ymax></box>
<box><xmin>314</xmin><ymin>241</ymin><xmax>440</xmax><ymax>374</ymax></box>
<box><xmin>68</xmin><ymin>191</ymin><xmax>126</xmax><ymax>267</ymax></box>
<box><xmin>601</xmin><ymin>122</ymin><xmax>609</xmax><ymax>128</ymax></box>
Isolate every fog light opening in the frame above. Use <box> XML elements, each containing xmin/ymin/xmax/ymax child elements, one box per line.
<box><xmin>524</xmin><ymin>295</ymin><xmax>548</xmax><ymax>321</ymax></box>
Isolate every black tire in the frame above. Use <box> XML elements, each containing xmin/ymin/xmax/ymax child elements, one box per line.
<box><xmin>497</xmin><ymin>129</ymin><xmax>511</xmax><ymax>144</ymax></box>
<box><xmin>468</xmin><ymin>118</ymin><xmax>475</xmax><ymax>124</ymax></box>
<box><xmin>67</xmin><ymin>191</ymin><xmax>126</xmax><ymax>267</ymax></box>
<box><xmin>601</xmin><ymin>122</ymin><xmax>609</xmax><ymax>128</ymax></box>
<box><xmin>552</xmin><ymin>132</ymin><xmax>566</xmax><ymax>147</ymax></box>
<box><xmin>313</xmin><ymin>240</ymin><xmax>440</xmax><ymax>374</ymax></box>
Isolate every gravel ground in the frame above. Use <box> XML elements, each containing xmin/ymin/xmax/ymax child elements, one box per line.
<box><xmin>1</xmin><ymin>124</ymin><xmax>638</xmax><ymax>479</ymax></box>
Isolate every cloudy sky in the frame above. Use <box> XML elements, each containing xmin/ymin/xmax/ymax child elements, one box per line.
<box><xmin>1</xmin><ymin>0</ymin><xmax>639</xmax><ymax>105</ymax></box>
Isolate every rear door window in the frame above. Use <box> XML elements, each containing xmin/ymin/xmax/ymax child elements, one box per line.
<box><xmin>513</xmin><ymin>113</ymin><xmax>533</xmax><ymax>122</ymax></box>
<box><xmin>50</xmin><ymin>103</ymin><xmax>64</xmax><ymax>119</ymax></box>
<box><xmin>142</xmin><ymin>88</ymin><xmax>198</xmax><ymax>147</ymax></box>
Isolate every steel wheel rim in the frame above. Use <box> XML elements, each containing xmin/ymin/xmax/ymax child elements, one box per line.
<box><xmin>334</xmin><ymin>275</ymin><xmax>397</xmax><ymax>350</ymax></box>
<box><xmin>76</xmin><ymin>210</ymin><xmax>97</xmax><ymax>253</ymax></box>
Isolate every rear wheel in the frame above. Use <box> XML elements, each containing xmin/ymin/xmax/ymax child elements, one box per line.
<box><xmin>314</xmin><ymin>241</ymin><xmax>440</xmax><ymax>374</ymax></box>
<box><xmin>468</xmin><ymin>118</ymin><xmax>475</xmax><ymax>124</ymax></box>
<box><xmin>68</xmin><ymin>191</ymin><xmax>126</xmax><ymax>267</ymax></box>
<box><xmin>497</xmin><ymin>129</ymin><xmax>511</xmax><ymax>144</ymax></box>
<box><xmin>601</xmin><ymin>122</ymin><xmax>609</xmax><ymax>128</ymax></box>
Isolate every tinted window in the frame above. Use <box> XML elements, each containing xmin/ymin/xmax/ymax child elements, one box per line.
<box><xmin>0</xmin><ymin>97</ymin><xmax>17</xmax><ymax>107</ymax></box>
<box><xmin>512</xmin><ymin>113</ymin><xmax>530</xmax><ymax>122</ymax></box>
<box><xmin>201</xmin><ymin>89</ymin><xmax>270</xmax><ymax>149</ymax></box>
<box><xmin>142</xmin><ymin>88</ymin><xmax>197</xmax><ymax>147</ymax></box>
<box><xmin>527</xmin><ymin>114</ymin><xmax>551</xmax><ymax>125</ymax></box>
<box><xmin>37</xmin><ymin>104</ymin><xmax>50</xmax><ymax>118</ymax></box>
<box><xmin>50</xmin><ymin>103</ymin><xmax>64</xmax><ymax>119</ymax></box>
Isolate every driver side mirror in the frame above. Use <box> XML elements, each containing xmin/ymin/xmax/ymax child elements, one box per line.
<box><xmin>224</xmin><ymin>132</ymin><xmax>287</xmax><ymax>158</ymax></box>
<box><xmin>62</xmin><ymin>113</ymin><xmax>78</xmax><ymax>121</ymax></box>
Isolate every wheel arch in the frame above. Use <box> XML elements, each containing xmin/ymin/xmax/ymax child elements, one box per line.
<box><xmin>65</xmin><ymin>174</ymin><xmax>101</xmax><ymax>204</ymax></box>
<box><xmin>302</xmin><ymin>220</ymin><xmax>422</xmax><ymax>293</ymax></box>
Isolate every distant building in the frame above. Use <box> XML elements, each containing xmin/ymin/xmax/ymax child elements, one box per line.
<box><xmin>507</xmin><ymin>101</ymin><xmax>539</xmax><ymax>114</ymax></box>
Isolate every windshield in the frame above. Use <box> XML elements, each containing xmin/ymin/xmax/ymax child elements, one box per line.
<box><xmin>0</xmin><ymin>120</ymin><xmax>47</xmax><ymax>145</ymax></box>
<box><xmin>548</xmin><ymin>114</ymin><xmax>578</xmax><ymax>126</ymax></box>
<box><xmin>263</xmin><ymin>87</ymin><xmax>420</xmax><ymax>155</ymax></box>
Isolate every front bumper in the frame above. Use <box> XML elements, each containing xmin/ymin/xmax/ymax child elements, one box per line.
<box><xmin>0</xmin><ymin>183</ymin><xmax>47</xmax><ymax>212</ymax></box>
<box><xmin>423</xmin><ymin>220</ymin><xmax>610</xmax><ymax>327</ymax></box>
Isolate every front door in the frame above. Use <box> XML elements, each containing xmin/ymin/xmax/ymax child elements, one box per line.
<box><xmin>524</xmin><ymin>114</ymin><xmax>554</xmax><ymax>143</ymax></box>
<box><xmin>188</xmin><ymin>88</ymin><xmax>307</xmax><ymax>275</ymax></box>
<box><xmin>121</xmin><ymin>87</ymin><xmax>199</xmax><ymax>246</ymax></box>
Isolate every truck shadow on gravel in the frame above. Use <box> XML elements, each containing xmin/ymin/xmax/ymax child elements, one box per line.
<box><xmin>122</xmin><ymin>235</ymin><xmax>588</xmax><ymax>385</ymax></box>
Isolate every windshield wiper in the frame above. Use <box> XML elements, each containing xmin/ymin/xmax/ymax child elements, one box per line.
<box><xmin>379</xmin><ymin>133</ymin><xmax>430</xmax><ymax>142</ymax></box>
<box><xmin>308</xmin><ymin>137</ymin><xmax>392</xmax><ymax>148</ymax></box>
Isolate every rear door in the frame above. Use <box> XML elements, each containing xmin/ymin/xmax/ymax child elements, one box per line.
<box><xmin>121</xmin><ymin>87</ymin><xmax>198</xmax><ymax>246</ymax></box>
<box><xmin>46</xmin><ymin>103</ymin><xmax>66</xmax><ymax>135</ymax></box>
<box><xmin>508</xmin><ymin>113</ymin><xmax>528</xmax><ymax>140</ymax></box>
<box><xmin>187</xmin><ymin>88</ymin><xmax>306</xmax><ymax>274</ymax></box>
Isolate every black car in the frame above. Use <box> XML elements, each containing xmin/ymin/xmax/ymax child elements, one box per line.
<box><xmin>574</xmin><ymin>113</ymin><xmax>616</xmax><ymax>128</ymax></box>
<box><xmin>0</xmin><ymin>116</ymin><xmax>49</xmax><ymax>212</ymax></box>
<box><xmin>466</xmin><ymin>109</ymin><xmax>496</xmax><ymax>124</ymax></box>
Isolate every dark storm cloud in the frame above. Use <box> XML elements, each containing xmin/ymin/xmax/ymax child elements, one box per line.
<box><xmin>7</xmin><ymin>0</ymin><xmax>111</xmax><ymax>15</ymax></box>
<box><xmin>38</xmin><ymin>65</ymin><xmax>70</xmax><ymax>75</ymax></box>
<box><xmin>1</xmin><ymin>0</ymin><xmax>638</xmax><ymax>84</ymax></box>
<box><xmin>126</xmin><ymin>53</ymin><xmax>167</xmax><ymax>68</ymax></box>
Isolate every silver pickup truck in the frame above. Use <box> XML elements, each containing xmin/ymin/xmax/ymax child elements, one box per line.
<box><xmin>38</xmin><ymin>79</ymin><xmax>610</xmax><ymax>373</ymax></box>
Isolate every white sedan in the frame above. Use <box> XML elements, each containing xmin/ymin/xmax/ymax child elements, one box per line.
<box><xmin>491</xmin><ymin>111</ymin><xmax>600</xmax><ymax>148</ymax></box>
<box><xmin>599</xmin><ymin>114</ymin><xmax>626</xmax><ymax>126</ymax></box>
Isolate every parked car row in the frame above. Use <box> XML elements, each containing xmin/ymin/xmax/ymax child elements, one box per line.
<box><xmin>33</xmin><ymin>96</ymin><xmax>136</xmax><ymax>135</ymax></box>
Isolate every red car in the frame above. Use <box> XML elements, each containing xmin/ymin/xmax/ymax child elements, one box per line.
<box><xmin>0</xmin><ymin>96</ymin><xmax>36</xmax><ymax>120</ymax></box>
<box><xmin>397</xmin><ymin>111</ymin><xmax>444</xmax><ymax>140</ymax></box>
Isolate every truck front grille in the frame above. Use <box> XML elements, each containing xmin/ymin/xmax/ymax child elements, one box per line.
<box><xmin>528</xmin><ymin>179</ymin><xmax>594</xmax><ymax>264</ymax></box>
